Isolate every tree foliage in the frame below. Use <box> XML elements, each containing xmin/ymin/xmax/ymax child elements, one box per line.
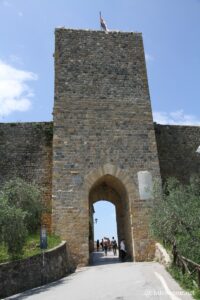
<box><xmin>2</xmin><ymin>178</ymin><xmax>42</xmax><ymax>233</ymax></box>
<box><xmin>0</xmin><ymin>199</ymin><xmax>27</xmax><ymax>257</ymax></box>
<box><xmin>0</xmin><ymin>178</ymin><xmax>43</xmax><ymax>258</ymax></box>
<box><xmin>150</xmin><ymin>176</ymin><xmax>200</xmax><ymax>263</ymax></box>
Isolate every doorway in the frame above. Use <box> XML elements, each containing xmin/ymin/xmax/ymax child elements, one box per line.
<box><xmin>89</xmin><ymin>174</ymin><xmax>133</xmax><ymax>263</ymax></box>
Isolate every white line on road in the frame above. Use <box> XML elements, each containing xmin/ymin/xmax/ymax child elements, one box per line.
<box><xmin>154</xmin><ymin>271</ymin><xmax>181</xmax><ymax>300</ymax></box>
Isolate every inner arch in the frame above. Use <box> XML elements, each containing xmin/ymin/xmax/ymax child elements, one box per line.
<box><xmin>89</xmin><ymin>174</ymin><xmax>133</xmax><ymax>260</ymax></box>
<box><xmin>93</xmin><ymin>200</ymin><xmax>117</xmax><ymax>242</ymax></box>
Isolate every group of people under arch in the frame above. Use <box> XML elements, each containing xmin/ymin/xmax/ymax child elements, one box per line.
<box><xmin>96</xmin><ymin>237</ymin><xmax>127</xmax><ymax>262</ymax></box>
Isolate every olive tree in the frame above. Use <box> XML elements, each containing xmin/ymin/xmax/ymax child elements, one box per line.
<box><xmin>0</xmin><ymin>178</ymin><xmax>43</xmax><ymax>258</ymax></box>
<box><xmin>150</xmin><ymin>176</ymin><xmax>200</xmax><ymax>263</ymax></box>
<box><xmin>0</xmin><ymin>196</ymin><xmax>27</xmax><ymax>258</ymax></box>
<box><xmin>2</xmin><ymin>178</ymin><xmax>43</xmax><ymax>233</ymax></box>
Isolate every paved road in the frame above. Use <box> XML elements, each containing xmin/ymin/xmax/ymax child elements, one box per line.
<box><xmin>8</xmin><ymin>252</ymin><xmax>193</xmax><ymax>300</ymax></box>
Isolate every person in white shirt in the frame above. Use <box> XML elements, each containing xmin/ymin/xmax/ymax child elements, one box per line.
<box><xmin>119</xmin><ymin>239</ymin><xmax>126</xmax><ymax>261</ymax></box>
<box><xmin>111</xmin><ymin>237</ymin><xmax>117</xmax><ymax>255</ymax></box>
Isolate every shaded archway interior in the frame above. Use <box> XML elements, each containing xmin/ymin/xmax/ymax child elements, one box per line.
<box><xmin>89</xmin><ymin>174</ymin><xmax>133</xmax><ymax>260</ymax></box>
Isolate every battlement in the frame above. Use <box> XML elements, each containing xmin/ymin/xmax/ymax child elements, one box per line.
<box><xmin>55</xmin><ymin>27</ymin><xmax>142</xmax><ymax>35</ymax></box>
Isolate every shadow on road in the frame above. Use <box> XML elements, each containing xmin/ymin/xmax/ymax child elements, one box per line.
<box><xmin>7</xmin><ymin>273</ymin><xmax>75</xmax><ymax>300</ymax></box>
<box><xmin>8</xmin><ymin>252</ymin><xmax>120</xmax><ymax>299</ymax></box>
<box><xmin>90</xmin><ymin>251</ymin><xmax>120</xmax><ymax>266</ymax></box>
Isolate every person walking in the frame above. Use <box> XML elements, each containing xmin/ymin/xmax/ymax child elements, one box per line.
<box><xmin>119</xmin><ymin>239</ymin><xmax>126</xmax><ymax>262</ymax></box>
<box><xmin>100</xmin><ymin>238</ymin><xmax>104</xmax><ymax>251</ymax></box>
<box><xmin>111</xmin><ymin>237</ymin><xmax>117</xmax><ymax>256</ymax></box>
<box><xmin>96</xmin><ymin>239</ymin><xmax>100</xmax><ymax>252</ymax></box>
<box><xmin>104</xmin><ymin>240</ymin><xmax>108</xmax><ymax>256</ymax></box>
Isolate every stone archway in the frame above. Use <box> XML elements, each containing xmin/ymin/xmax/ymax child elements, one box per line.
<box><xmin>89</xmin><ymin>174</ymin><xmax>134</xmax><ymax>260</ymax></box>
<box><xmin>84</xmin><ymin>163</ymin><xmax>137</xmax><ymax>262</ymax></box>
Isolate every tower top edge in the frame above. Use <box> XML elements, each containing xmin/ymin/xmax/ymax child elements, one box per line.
<box><xmin>54</xmin><ymin>28</ymin><xmax>142</xmax><ymax>35</ymax></box>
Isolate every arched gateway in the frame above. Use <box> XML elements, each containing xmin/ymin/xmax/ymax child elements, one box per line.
<box><xmin>87</xmin><ymin>165</ymin><xmax>135</xmax><ymax>260</ymax></box>
<box><xmin>52</xmin><ymin>29</ymin><xmax>161</xmax><ymax>266</ymax></box>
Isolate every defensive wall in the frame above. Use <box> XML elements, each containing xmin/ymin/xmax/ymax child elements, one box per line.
<box><xmin>0</xmin><ymin>122</ymin><xmax>199</xmax><ymax>191</ymax></box>
<box><xmin>155</xmin><ymin>124</ymin><xmax>200</xmax><ymax>182</ymax></box>
<box><xmin>0</xmin><ymin>122</ymin><xmax>53</xmax><ymax>229</ymax></box>
<box><xmin>0</xmin><ymin>122</ymin><xmax>199</xmax><ymax>266</ymax></box>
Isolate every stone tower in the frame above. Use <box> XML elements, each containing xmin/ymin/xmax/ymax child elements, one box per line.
<box><xmin>52</xmin><ymin>29</ymin><xmax>161</xmax><ymax>266</ymax></box>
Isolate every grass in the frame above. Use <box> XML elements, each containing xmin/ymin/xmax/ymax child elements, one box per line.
<box><xmin>0</xmin><ymin>232</ymin><xmax>61</xmax><ymax>263</ymax></box>
<box><xmin>167</xmin><ymin>265</ymin><xmax>200</xmax><ymax>300</ymax></box>
<box><xmin>156</xmin><ymin>240</ymin><xmax>200</xmax><ymax>299</ymax></box>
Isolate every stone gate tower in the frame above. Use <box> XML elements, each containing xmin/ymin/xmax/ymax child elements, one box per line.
<box><xmin>52</xmin><ymin>29</ymin><xmax>161</xmax><ymax>266</ymax></box>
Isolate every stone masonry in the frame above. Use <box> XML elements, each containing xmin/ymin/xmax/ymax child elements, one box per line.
<box><xmin>52</xmin><ymin>29</ymin><xmax>161</xmax><ymax>266</ymax></box>
<box><xmin>0</xmin><ymin>122</ymin><xmax>53</xmax><ymax>230</ymax></box>
<box><xmin>155</xmin><ymin>124</ymin><xmax>200</xmax><ymax>183</ymax></box>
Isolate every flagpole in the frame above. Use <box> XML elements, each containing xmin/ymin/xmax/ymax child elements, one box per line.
<box><xmin>99</xmin><ymin>11</ymin><xmax>102</xmax><ymax>30</ymax></box>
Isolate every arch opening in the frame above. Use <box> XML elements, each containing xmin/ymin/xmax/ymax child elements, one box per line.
<box><xmin>89</xmin><ymin>174</ymin><xmax>133</xmax><ymax>261</ymax></box>
<box><xmin>93</xmin><ymin>200</ymin><xmax>117</xmax><ymax>247</ymax></box>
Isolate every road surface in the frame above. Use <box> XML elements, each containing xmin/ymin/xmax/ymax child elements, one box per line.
<box><xmin>7</xmin><ymin>251</ymin><xmax>193</xmax><ymax>300</ymax></box>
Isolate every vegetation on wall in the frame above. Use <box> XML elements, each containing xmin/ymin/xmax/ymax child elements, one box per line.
<box><xmin>2</xmin><ymin>178</ymin><xmax>43</xmax><ymax>233</ymax></box>
<box><xmin>0</xmin><ymin>233</ymin><xmax>61</xmax><ymax>263</ymax></box>
<box><xmin>150</xmin><ymin>176</ymin><xmax>200</xmax><ymax>297</ymax></box>
<box><xmin>0</xmin><ymin>199</ymin><xmax>27</xmax><ymax>258</ymax></box>
<box><xmin>0</xmin><ymin>178</ymin><xmax>43</xmax><ymax>258</ymax></box>
<box><xmin>150</xmin><ymin>176</ymin><xmax>200</xmax><ymax>264</ymax></box>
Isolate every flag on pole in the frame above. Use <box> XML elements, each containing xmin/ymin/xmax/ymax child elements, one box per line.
<box><xmin>99</xmin><ymin>12</ymin><xmax>108</xmax><ymax>32</ymax></box>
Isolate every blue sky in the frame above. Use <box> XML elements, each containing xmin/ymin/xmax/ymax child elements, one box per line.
<box><xmin>0</xmin><ymin>0</ymin><xmax>200</xmax><ymax>124</ymax></box>
<box><xmin>93</xmin><ymin>201</ymin><xmax>117</xmax><ymax>242</ymax></box>
<box><xmin>0</xmin><ymin>0</ymin><xmax>200</xmax><ymax>241</ymax></box>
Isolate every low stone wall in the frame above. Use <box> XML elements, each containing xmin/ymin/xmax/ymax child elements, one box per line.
<box><xmin>155</xmin><ymin>242</ymin><xmax>171</xmax><ymax>267</ymax></box>
<box><xmin>0</xmin><ymin>241</ymin><xmax>70</xmax><ymax>298</ymax></box>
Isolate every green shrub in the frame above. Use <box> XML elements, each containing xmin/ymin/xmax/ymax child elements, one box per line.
<box><xmin>0</xmin><ymin>197</ymin><xmax>27</xmax><ymax>258</ymax></box>
<box><xmin>0</xmin><ymin>178</ymin><xmax>44</xmax><ymax>258</ymax></box>
<box><xmin>168</xmin><ymin>265</ymin><xmax>200</xmax><ymax>300</ymax></box>
<box><xmin>150</xmin><ymin>176</ymin><xmax>200</xmax><ymax>263</ymax></box>
<box><xmin>2</xmin><ymin>178</ymin><xmax>43</xmax><ymax>233</ymax></box>
<box><xmin>0</xmin><ymin>233</ymin><xmax>61</xmax><ymax>263</ymax></box>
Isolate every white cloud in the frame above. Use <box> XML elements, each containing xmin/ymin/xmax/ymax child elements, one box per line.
<box><xmin>9</xmin><ymin>54</ymin><xmax>23</xmax><ymax>65</ymax></box>
<box><xmin>0</xmin><ymin>59</ymin><xmax>38</xmax><ymax>118</ymax></box>
<box><xmin>145</xmin><ymin>53</ymin><xmax>154</xmax><ymax>62</ymax></box>
<box><xmin>2</xmin><ymin>1</ymin><xmax>23</xmax><ymax>17</ymax></box>
<box><xmin>153</xmin><ymin>110</ymin><xmax>200</xmax><ymax>125</ymax></box>
<box><xmin>2</xmin><ymin>0</ymin><xmax>12</xmax><ymax>7</ymax></box>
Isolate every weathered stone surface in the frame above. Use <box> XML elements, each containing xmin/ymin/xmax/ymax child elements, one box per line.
<box><xmin>52</xmin><ymin>29</ymin><xmax>161</xmax><ymax>266</ymax></box>
<box><xmin>155</xmin><ymin>242</ymin><xmax>171</xmax><ymax>266</ymax></box>
<box><xmin>0</xmin><ymin>122</ymin><xmax>53</xmax><ymax>230</ymax></box>
<box><xmin>155</xmin><ymin>124</ymin><xmax>200</xmax><ymax>183</ymax></box>
<box><xmin>0</xmin><ymin>242</ymin><xmax>70</xmax><ymax>298</ymax></box>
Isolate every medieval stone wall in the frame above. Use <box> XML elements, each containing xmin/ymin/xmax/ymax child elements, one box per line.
<box><xmin>155</xmin><ymin>124</ymin><xmax>200</xmax><ymax>183</ymax></box>
<box><xmin>0</xmin><ymin>121</ymin><xmax>199</xmax><ymax>239</ymax></box>
<box><xmin>0</xmin><ymin>122</ymin><xmax>53</xmax><ymax>229</ymax></box>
